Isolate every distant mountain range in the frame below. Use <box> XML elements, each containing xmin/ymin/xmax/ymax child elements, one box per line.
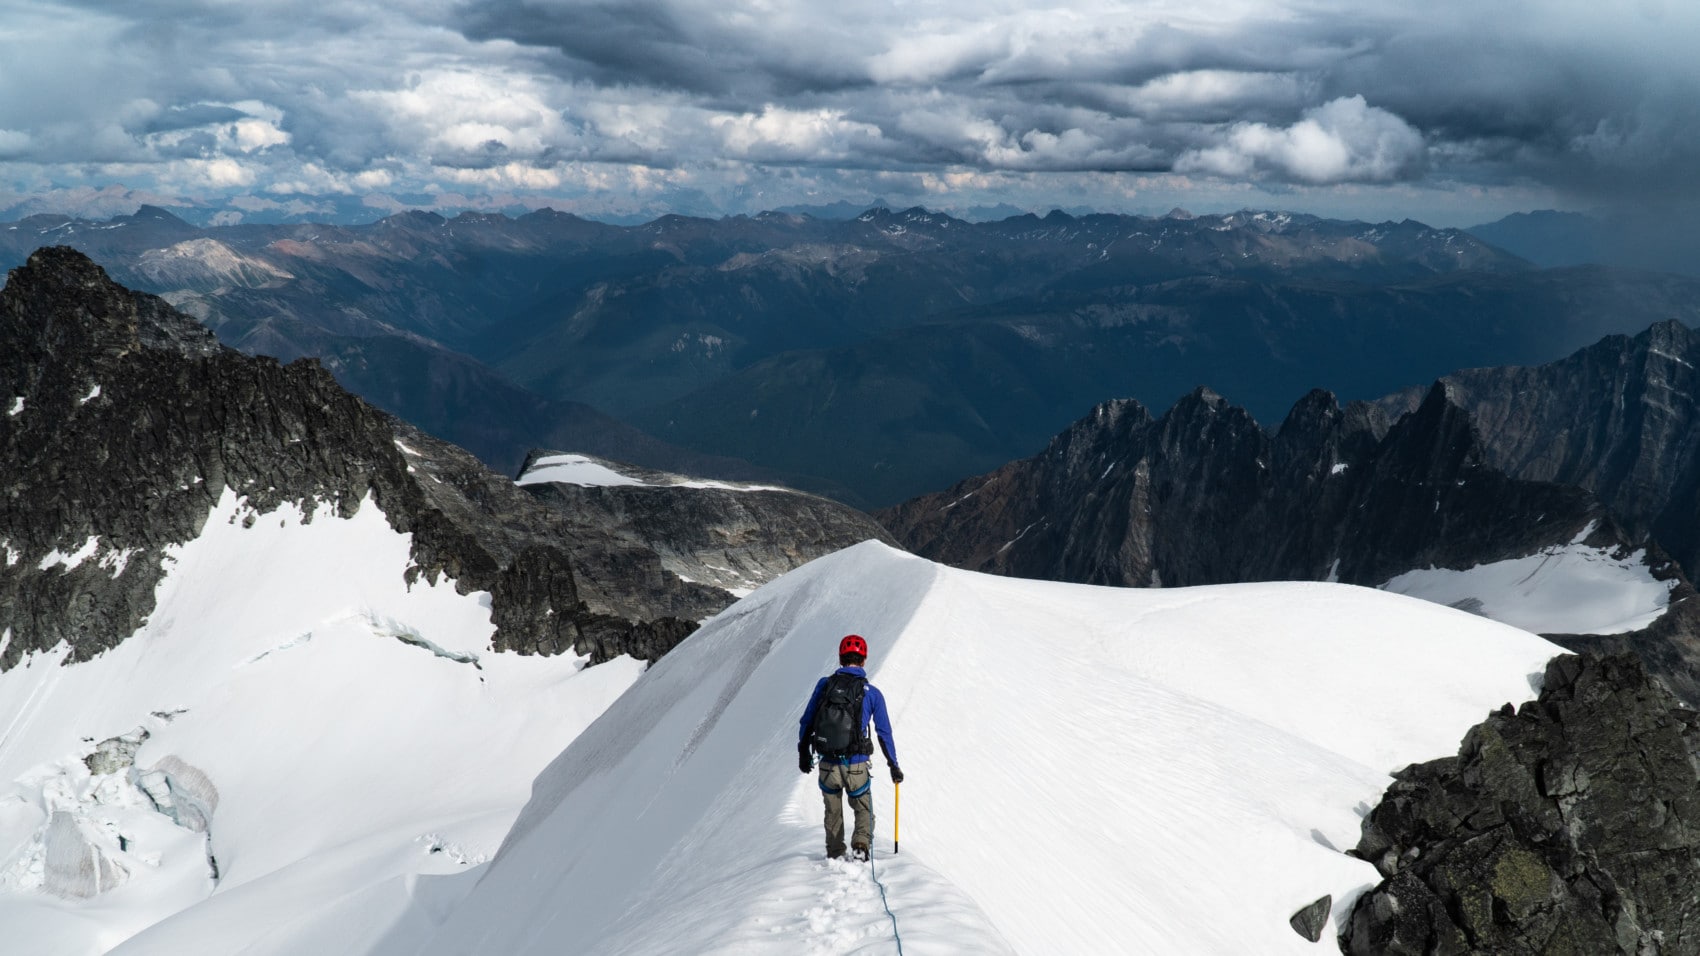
<box><xmin>6</xmin><ymin>204</ymin><xmax>1700</xmax><ymax>505</ymax></box>
<box><xmin>1469</xmin><ymin>209</ymin><xmax>1700</xmax><ymax>279</ymax></box>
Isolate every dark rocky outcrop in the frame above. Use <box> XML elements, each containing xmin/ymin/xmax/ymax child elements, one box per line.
<box><xmin>0</xmin><ymin>247</ymin><xmax>723</xmax><ymax>667</ymax></box>
<box><xmin>1291</xmin><ymin>895</ymin><xmax>1333</xmax><ymax>943</ymax></box>
<box><xmin>882</xmin><ymin>383</ymin><xmax>1634</xmax><ymax>588</ymax></box>
<box><xmin>1341</xmin><ymin>652</ymin><xmax>1700</xmax><ymax>955</ymax></box>
<box><xmin>1381</xmin><ymin>320</ymin><xmax>1700</xmax><ymax>578</ymax></box>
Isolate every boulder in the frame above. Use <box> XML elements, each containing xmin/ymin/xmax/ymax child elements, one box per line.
<box><xmin>1341</xmin><ymin>652</ymin><xmax>1700</xmax><ymax>954</ymax></box>
<box><xmin>1289</xmin><ymin>894</ymin><xmax>1332</xmax><ymax>942</ymax></box>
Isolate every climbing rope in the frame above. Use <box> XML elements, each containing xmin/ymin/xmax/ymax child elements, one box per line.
<box><xmin>869</xmin><ymin>855</ymin><xmax>905</xmax><ymax>955</ymax></box>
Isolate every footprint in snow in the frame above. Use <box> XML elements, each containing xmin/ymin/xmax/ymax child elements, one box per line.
<box><xmin>795</xmin><ymin>856</ymin><xmax>895</xmax><ymax>954</ymax></box>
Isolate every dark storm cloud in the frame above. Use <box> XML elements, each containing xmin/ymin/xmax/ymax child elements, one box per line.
<box><xmin>1306</xmin><ymin>19</ymin><xmax>1700</xmax><ymax>200</ymax></box>
<box><xmin>460</xmin><ymin>0</ymin><xmax>745</xmax><ymax>95</ymax></box>
<box><xmin>445</xmin><ymin>0</ymin><xmax>1698</xmax><ymax>200</ymax></box>
<box><xmin>133</xmin><ymin>105</ymin><xmax>250</xmax><ymax>136</ymax></box>
<box><xmin>0</xmin><ymin>0</ymin><xmax>1694</xmax><ymax>216</ymax></box>
<box><xmin>457</xmin><ymin>0</ymin><xmax>870</xmax><ymax>99</ymax></box>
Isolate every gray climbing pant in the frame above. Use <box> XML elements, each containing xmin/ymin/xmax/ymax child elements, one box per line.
<box><xmin>818</xmin><ymin>759</ymin><xmax>874</xmax><ymax>856</ymax></box>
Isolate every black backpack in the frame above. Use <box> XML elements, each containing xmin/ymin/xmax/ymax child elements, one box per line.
<box><xmin>807</xmin><ymin>673</ymin><xmax>873</xmax><ymax>758</ymax></box>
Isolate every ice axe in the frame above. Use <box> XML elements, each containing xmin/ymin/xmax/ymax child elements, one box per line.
<box><xmin>894</xmin><ymin>782</ymin><xmax>901</xmax><ymax>854</ymax></box>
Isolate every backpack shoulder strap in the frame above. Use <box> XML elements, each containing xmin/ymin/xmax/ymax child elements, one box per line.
<box><xmin>846</xmin><ymin>675</ymin><xmax>872</xmax><ymax>754</ymax></box>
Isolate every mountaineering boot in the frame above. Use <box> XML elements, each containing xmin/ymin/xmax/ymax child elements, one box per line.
<box><xmin>851</xmin><ymin>843</ymin><xmax>869</xmax><ymax>862</ymax></box>
<box><xmin>827</xmin><ymin>846</ymin><xmax>845</xmax><ymax>860</ymax></box>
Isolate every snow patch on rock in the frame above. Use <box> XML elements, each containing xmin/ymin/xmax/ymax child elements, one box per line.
<box><xmin>517</xmin><ymin>453</ymin><xmax>789</xmax><ymax>492</ymax></box>
<box><xmin>37</xmin><ymin>536</ymin><xmax>100</xmax><ymax>572</ymax></box>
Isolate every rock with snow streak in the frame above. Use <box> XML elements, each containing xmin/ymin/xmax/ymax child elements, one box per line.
<box><xmin>515</xmin><ymin>450</ymin><xmax>896</xmax><ymax>602</ymax></box>
<box><xmin>84</xmin><ymin>729</ymin><xmax>149</xmax><ymax>775</ymax></box>
<box><xmin>1342</xmin><ymin>652</ymin><xmax>1700</xmax><ymax>956</ymax></box>
<box><xmin>1381</xmin><ymin>319</ymin><xmax>1700</xmax><ymax>578</ymax></box>
<box><xmin>882</xmin><ymin>383</ymin><xmax>1623</xmax><ymax>588</ymax></box>
<box><xmin>0</xmin><ymin>246</ymin><xmax>721</xmax><ymax>668</ymax></box>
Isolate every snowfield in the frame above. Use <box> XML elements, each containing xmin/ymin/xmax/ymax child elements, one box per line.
<box><xmin>1381</xmin><ymin>538</ymin><xmax>1676</xmax><ymax>635</ymax></box>
<box><xmin>0</xmin><ymin>490</ymin><xmax>644</xmax><ymax>955</ymax></box>
<box><xmin>376</xmin><ymin>542</ymin><xmax>1562</xmax><ymax>955</ymax></box>
<box><xmin>0</xmin><ymin>490</ymin><xmax>1568</xmax><ymax>954</ymax></box>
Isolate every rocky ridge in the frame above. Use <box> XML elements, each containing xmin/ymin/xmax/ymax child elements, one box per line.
<box><xmin>879</xmin><ymin>384</ymin><xmax>1700</xmax><ymax>703</ymax></box>
<box><xmin>0</xmin><ymin>247</ymin><xmax>723</xmax><ymax>668</ymax></box>
<box><xmin>514</xmin><ymin>451</ymin><xmax>895</xmax><ymax>598</ymax></box>
<box><xmin>881</xmin><ymin>383</ymin><xmax>1633</xmax><ymax>587</ymax></box>
<box><xmin>1342</xmin><ymin>652</ymin><xmax>1700</xmax><ymax>955</ymax></box>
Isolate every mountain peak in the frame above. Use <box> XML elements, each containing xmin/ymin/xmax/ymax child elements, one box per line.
<box><xmin>2</xmin><ymin>246</ymin><xmax>219</xmax><ymax>364</ymax></box>
<box><xmin>128</xmin><ymin>204</ymin><xmax>193</xmax><ymax>225</ymax></box>
<box><xmin>1173</xmin><ymin>385</ymin><xmax>1231</xmax><ymax>413</ymax></box>
<box><xmin>1276</xmin><ymin>388</ymin><xmax>1343</xmax><ymax>440</ymax></box>
<box><xmin>1640</xmin><ymin>318</ymin><xmax>1697</xmax><ymax>352</ymax></box>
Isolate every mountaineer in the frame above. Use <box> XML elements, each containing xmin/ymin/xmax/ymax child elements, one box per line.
<box><xmin>798</xmin><ymin>634</ymin><xmax>903</xmax><ymax>861</ymax></box>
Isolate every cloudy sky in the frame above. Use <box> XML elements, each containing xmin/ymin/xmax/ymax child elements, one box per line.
<box><xmin>0</xmin><ymin>0</ymin><xmax>1694</xmax><ymax>224</ymax></box>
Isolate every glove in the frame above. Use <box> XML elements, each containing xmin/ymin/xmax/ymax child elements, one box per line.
<box><xmin>798</xmin><ymin>742</ymin><xmax>813</xmax><ymax>774</ymax></box>
<box><xmin>890</xmin><ymin>766</ymin><xmax>904</xmax><ymax>784</ymax></box>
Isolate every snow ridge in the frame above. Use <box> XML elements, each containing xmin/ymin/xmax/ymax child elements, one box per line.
<box><xmin>382</xmin><ymin>542</ymin><xmax>1561</xmax><ymax>955</ymax></box>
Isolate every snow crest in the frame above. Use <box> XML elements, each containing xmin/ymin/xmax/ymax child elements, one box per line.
<box><xmin>384</xmin><ymin>542</ymin><xmax>1561</xmax><ymax>956</ymax></box>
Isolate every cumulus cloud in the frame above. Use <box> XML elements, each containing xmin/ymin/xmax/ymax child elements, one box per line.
<box><xmin>349</xmin><ymin>68</ymin><xmax>584</xmax><ymax>167</ymax></box>
<box><xmin>711</xmin><ymin>107</ymin><xmax>887</xmax><ymax>163</ymax></box>
<box><xmin>1176</xmin><ymin>96</ymin><xmax>1427</xmax><ymax>183</ymax></box>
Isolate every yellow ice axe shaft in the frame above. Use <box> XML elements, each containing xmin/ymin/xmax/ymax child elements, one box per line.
<box><xmin>894</xmin><ymin>782</ymin><xmax>901</xmax><ymax>854</ymax></box>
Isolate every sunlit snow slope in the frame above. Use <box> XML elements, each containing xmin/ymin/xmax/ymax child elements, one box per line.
<box><xmin>0</xmin><ymin>491</ymin><xmax>644</xmax><ymax>955</ymax></box>
<box><xmin>380</xmin><ymin>541</ymin><xmax>1563</xmax><ymax>955</ymax></box>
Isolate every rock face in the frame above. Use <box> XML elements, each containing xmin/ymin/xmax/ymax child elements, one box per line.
<box><xmin>1381</xmin><ymin>320</ymin><xmax>1700</xmax><ymax>578</ymax></box>
<box><xmin>882</xmin><ymin>383</ymin><xmax>1633</xmax><ymax>588</ymax></box>
<box><xmin>0</xmin><ymin>247</ymin><xmax>723</xmax><ymax>668</ymax></box>
<box><xmin>515</xmin><ymin>451</ymin><xmax>896</xmax><ymax>599</ymax></box>
<box><xmin>1342</xmin><ymin>653</ymin><xmax>1700</xmax><ymax>956</ymax></box>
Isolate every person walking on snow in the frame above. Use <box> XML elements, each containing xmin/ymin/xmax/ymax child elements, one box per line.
<box><xmin>798</xmin><ymin>634</ymin><xmax>903</xmax><ymax>862</ymax></box>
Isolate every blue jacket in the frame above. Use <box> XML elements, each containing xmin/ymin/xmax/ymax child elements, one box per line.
<box><xmin>799</xmin><ymin>666</ymin><xmax>899</xmax><ymax>767</ymax></box>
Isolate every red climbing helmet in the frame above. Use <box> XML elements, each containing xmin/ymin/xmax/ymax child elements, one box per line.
<box><xmin>838</xmin><ymin>634</ymin><xmax>868</xmax><ymax>658</ymax></box>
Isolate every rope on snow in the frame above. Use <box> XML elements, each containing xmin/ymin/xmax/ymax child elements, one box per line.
<box><xmin>869</xmin><ymin>856</ymin><xmax>905</xmax><ymax>955</ymax></box>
